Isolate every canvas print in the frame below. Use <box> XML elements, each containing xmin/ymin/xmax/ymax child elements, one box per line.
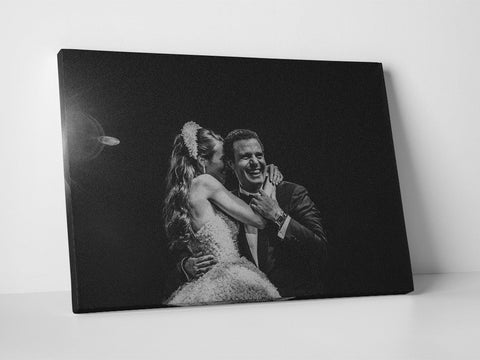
<box><xmin>58</xmin><ymin>49</ymin><xmax>413</xmax><ymax>313</ymax></box>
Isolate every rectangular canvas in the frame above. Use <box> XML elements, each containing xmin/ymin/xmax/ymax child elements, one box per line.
<box><xmin>58</xmin><ymin>49</ymin><xmax>413</xmax><ymax>313</ymax></box>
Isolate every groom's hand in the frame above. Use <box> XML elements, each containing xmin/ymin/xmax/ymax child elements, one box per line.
<box><xmin>250</xmin><ymin>189</ymin><xmax>283</xmax><ymax>222</ymax></box>
<box><xmin>183</xmin><ymin>254</ymin><xmax>217</xmax><ymax>279</ymax></box>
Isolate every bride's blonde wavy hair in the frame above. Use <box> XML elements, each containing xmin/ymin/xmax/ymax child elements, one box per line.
<box><xmin>163</xmin><ymin>126</ymin><xmax>223</xmax><ymax>246</ymax></box>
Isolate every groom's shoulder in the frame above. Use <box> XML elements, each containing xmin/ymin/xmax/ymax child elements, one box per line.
<box><xmin>277</xmin><ymin>181</ymin><xmax>308</xmax><ymax>199</ymax></box>
<box><xmin>278</xmin><ymin>180</ymin><xmax>307</xmax><ymax>192</ymax></box>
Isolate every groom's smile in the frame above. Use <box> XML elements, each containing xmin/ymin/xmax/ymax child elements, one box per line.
<box><xmin>231</xmin><ymin>138</ymin><xmax>266</xmax><ymax>193</ymax></box>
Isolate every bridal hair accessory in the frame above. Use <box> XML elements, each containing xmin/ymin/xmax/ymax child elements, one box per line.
<box><xmin>181</xmin><ymin>121</ymin><xmax>201</xmax><ymax>159</ymax></box>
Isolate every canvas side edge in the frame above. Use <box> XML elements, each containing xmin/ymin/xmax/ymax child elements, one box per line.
<box><xmin>57</xmin><ymin>50</ymin><xmax>81</xmax><ymax>313</ymax></box>
<box><xmin>379</xmin><ymin>63</ymin><xmax>414</xmax><ymax>292</ymax></box>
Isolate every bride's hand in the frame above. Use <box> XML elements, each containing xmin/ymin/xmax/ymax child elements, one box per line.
<box><xmin>262</xmin><ymin>174</ymin><xmax>277</xmax><ymax>199</ymax></box>
<box><xmin>265</xmin><ymin>164</ymin><xmax>283</xmax><ymax>186</ymax></box>
<box><xmin>262</xmin><ymin>164</ymin><xmax>282</xmax><ymax>198</ymax></box>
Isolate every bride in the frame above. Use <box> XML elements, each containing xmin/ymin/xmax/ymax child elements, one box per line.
<box><xmin>163</xmin><ymin>122</ymin><xmax>281</xmax><ymax>306</ymax></box>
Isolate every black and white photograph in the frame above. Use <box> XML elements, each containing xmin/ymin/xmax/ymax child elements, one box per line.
<box><xmin>58</xmin><ymin>49</ymin><xmax>413</xmax><ymax>312</ymax></box>
<box><xmin>4</xmin><ymin>1</ymin><xmax>480</xmax><ymax>359</ymax></box>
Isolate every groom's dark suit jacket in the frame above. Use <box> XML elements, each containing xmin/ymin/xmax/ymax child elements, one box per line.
<box><xmin>234</xmin><ymin>181</ymin><xmax>327</xmax><ymax>298</ymax></box>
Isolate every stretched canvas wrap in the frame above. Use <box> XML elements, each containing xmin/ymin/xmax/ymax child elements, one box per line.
<box><xmin>58</xmin><ymin>49</ymin><xmax>413</xmax><ymax>313</ymax></box>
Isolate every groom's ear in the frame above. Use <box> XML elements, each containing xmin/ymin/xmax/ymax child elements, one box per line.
<box><xmin>226</xmin><ymin>159</ymin><xmax>234</xmax><ymax>170</ymax></box>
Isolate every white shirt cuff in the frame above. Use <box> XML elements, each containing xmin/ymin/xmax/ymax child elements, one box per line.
<box><xmin>277</xmin><ymin>215</ymin><xmax>291</xmax><ymax>239</ymax></box>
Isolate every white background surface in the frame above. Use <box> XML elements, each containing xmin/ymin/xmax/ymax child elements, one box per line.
<box><xmin>1</xmin><ymin>0</ymin><xmax>480</xmax><ymax>294</ymax></box>
<box><xmin>1</xmin><ymin>273</ymin><xmax>479</xmax><ymax>359</ymax></box>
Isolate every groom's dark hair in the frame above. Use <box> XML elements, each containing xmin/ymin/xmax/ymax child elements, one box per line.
<box><xmin>223</xmin><ymin>129</ymin><xmax>264</xmax><ymax>162</ymax></box>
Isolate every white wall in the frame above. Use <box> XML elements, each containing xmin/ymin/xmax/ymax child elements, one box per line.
<box><xmin>1</xmin><ymin>0</ymin><xmax>479</xmax><ymax>294</ymax></box>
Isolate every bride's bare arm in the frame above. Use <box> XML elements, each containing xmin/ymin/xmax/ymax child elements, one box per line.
<box><xmin>196</xmin><ymin>174</ymin><xmax>266</xmax><ymax>229</ymax></box>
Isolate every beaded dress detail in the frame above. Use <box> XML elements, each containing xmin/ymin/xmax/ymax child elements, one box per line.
<box><xmin>166</xmin><ymin>210</ymin><xmax>280</xmax><ymax>306</ymax></box>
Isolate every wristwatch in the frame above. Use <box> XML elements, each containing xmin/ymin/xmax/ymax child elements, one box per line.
<box><xmin>274</xmin><ymin>210</ymin><xmax>288</xmax><ymax>228</ymax></box>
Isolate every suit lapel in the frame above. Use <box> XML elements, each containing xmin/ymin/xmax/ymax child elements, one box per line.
<box><xmin>258</xmin><ymin>183</ymin><xmax>289</xmax><ymax>271</ymax></box>
<box><xmin>275</xmin><ymin>183</ymin><xmax>290</xmax><ymax>213</ymax></box>
<box><xmin>233</xmin><ymin>187</ymin><xmax>286</xmax><ymax>271</ymax></box>
<box><xmin>257</xmin><ymin>226</ymin><xmax>268</xmax><ymax>271</ymax></box>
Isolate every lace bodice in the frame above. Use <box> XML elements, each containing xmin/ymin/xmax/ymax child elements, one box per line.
<box><xmin>166</xmin><ymin>209</ymin><xmax>281</xmax><ymax>305</ymax></box>
<box><xmin>190</xmin><ymin>211</ymin><xmax>240</xmax><ymax>263</ymax></box>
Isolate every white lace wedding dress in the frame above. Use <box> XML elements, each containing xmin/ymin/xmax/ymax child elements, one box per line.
<box><xmin>166</xmin><ymin>210</ymin><xmax>280</xmax><ymax>306</ymax></box>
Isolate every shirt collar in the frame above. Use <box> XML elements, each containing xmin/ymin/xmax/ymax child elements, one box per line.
<box><xmin>239</xmin><ymin>186</ymin><xmax>260</xmax><ymax>196</ymax></box>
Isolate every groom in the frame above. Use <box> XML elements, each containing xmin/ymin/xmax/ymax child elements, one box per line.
<box><xmin>223</xmin><ymin>129</ymin><xmax>327</xmax><ymax>298</ymax></box>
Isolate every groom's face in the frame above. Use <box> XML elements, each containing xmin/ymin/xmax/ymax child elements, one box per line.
<box><xmin>231</xmin><ymin>138</ymin><xmax>266</xmax><ymax>192</ymax></box>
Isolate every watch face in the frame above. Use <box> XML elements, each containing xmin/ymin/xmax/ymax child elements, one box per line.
<box><xmin>276</xmin><ymin>213</ymin><xmax>286</xmax><ymax>226</ymax></box>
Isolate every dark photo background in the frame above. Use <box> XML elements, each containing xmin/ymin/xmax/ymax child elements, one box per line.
<box><xmin>58</xmin><ymin>49</ymin><xmax>413</xmax><ymax>312</ymax></box>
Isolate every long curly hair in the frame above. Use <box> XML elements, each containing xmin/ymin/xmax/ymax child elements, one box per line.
<box><xmin>163</xmin><ymin>126</ymin><xmax>223</xmax><ymax>247</ymax></box>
